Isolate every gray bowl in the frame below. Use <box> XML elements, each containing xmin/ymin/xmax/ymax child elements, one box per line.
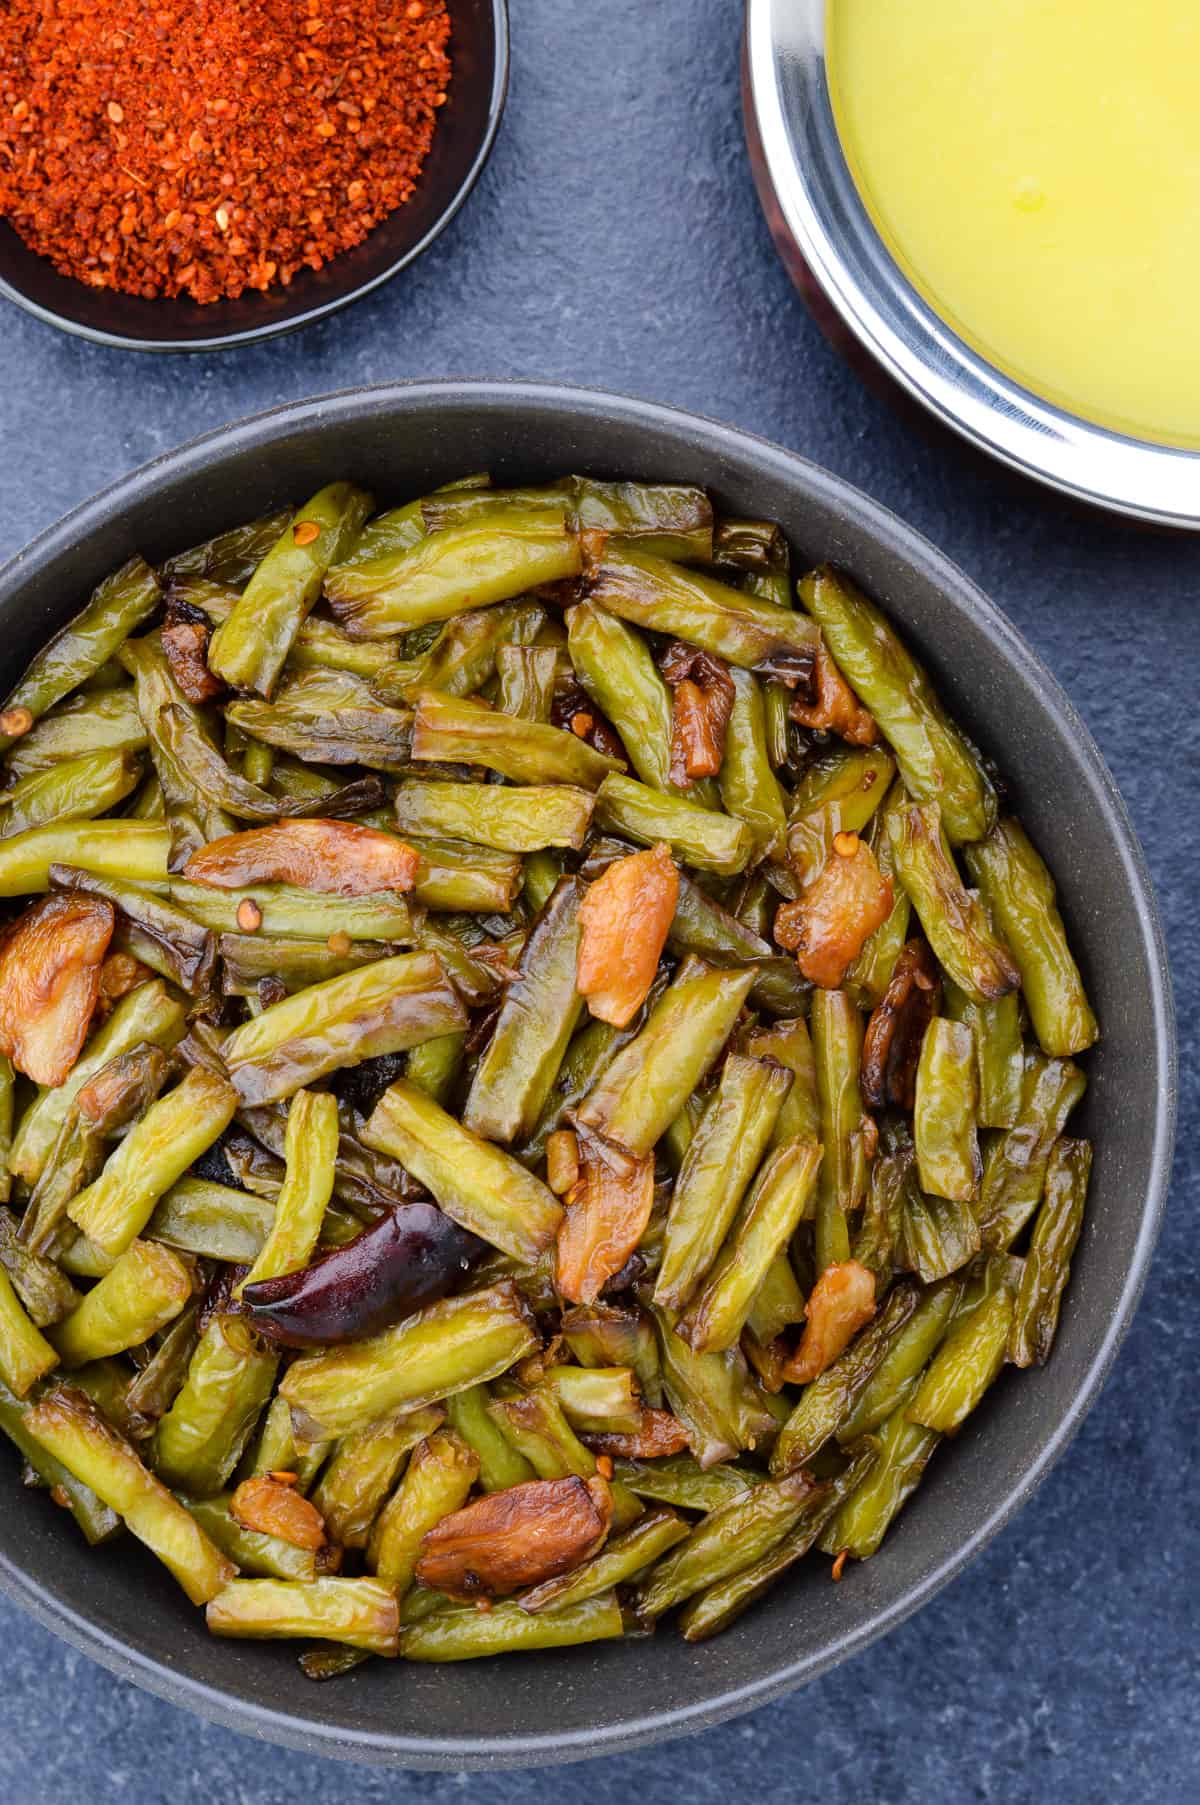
<box><xmin>0</xmin><ymin>382</ymin><xmax>1175</xmax><ymax>1767</ymax></box>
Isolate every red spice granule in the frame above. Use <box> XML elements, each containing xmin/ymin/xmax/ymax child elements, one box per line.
<box><xmin>0</xmin><ymin>0</ymin><xmax>452</xmax><ymax>304</ymax></box>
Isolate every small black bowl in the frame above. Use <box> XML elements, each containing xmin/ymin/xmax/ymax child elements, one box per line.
<box><xmin>0</xmin><ymin>0</ymin><xmax>508</xmax><ymax>353</ymax></box>
<box><xmin>0</xmin><ymin>382</ymin><xmax>1177</xmax><ymax>1766</ymax></box>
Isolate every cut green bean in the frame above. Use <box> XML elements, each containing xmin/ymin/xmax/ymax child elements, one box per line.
<box><xmin>399</xmin><ymin>1590</ymin><xmax>623</xmax><ymax>1662</ymax></box>
<box><xmin>943</xmin><ymin>978</ymin><xmax>1024</xmax><ymax>1130</ymax></box>
<box><xmin>236</xmin><ymin>1090</ymin><xmax>337</xmax><ymax>1294</ymax></box>
<box><xmin>907</xmin><ymin>1273</ymin><xmax>1017</xmax><ymax>1435</ymax></box>
<box><xmin>595</xmin><ymin>773</ymin><xmax>753</xmax><ymax>876</ymax></box>
<box><xmin>978</xmin><ymin>1051</ymin><xmax>1087</xmax><ymax>1248</ymax></box>
<box><xmin>914</xmin><ymin>1018</ymin><xmax>981</xmax><ymax>1202</ymax></box>
<box><xmin>811</xmin><ymin>989</ymin><xmax>866</xmax><ymax>1271</ymax></box>
<box><xmin>770</xmin><ymin>1281</ymin><xmax>921</xmax><ymax>1474</ymax></box>
<box><xmin>887</xmin><ymin>801</ymin><xmax>1020</xmax><ymax>1003</ymax></box>
<box><xmin>207</xmin><ymin>1576</ymin><xmax>399</xmax><ymax>1655</ymax></box>
<box><xmin>226</xmin><ymin>669</ymin><xmax>412</xmax><ymax>771</ymax></box>
<box><xmin>444</xmin><ymin>1384</ymin><xmax>535</xmax><ymax>1492</ymax></box>
<box><xmin>839</xmin><ymin>1277</ymin><xmax>963</xmax><ymax>1442</ymax></box>
<box><xmin>367</xmin><ymin>1427</ymin><xmax>479</xmax><ymax>1596</ymax></box>
<box><xmin>590</xmin><ymin>549</ymin><xmax>818</xmax><ymax>676</ymax></box>
<box><xmin>1009</xmin><ymin>1138</ymin><xmax>1092</xmax><ymax>1368</ymax></box>
<box><xmin>649</xmin><ymin>1302</ymin><xmax>774</xmax><ymax>1468</ymax></box>
<box><xmin>395</xmin><ymin>780</ymin><xmax>596</xmax><ymax>853</ymax></box>
<box><xmin>179</xmin><ymin>1491</ymin><xmax>318</xmax><ymax>1582</ymax></box>
<box><xmin>313</xmin><ymin>1406</ymin><xmax>446</xmax><ymax>1550</ymax></box>
<box><xmin>520</xmin><ymin>1507</ymin><xmax>688</xmax><ymax>1615</ymax></box>
<box><xmin>821</xmin><ymin>1400</ymin><xmax>940</xmax><ymax>1561</ymax></box>
<box><xmin>170</xmin><ymin>878</ymin><xmax>415</xmax><ymax>943</ymax></box>
<box><xmin>719</xmin><ymin>668</ymin><xmax>788</xmax><ymax>854</ymax></box>
<box><xmin>51</xmin><ymin>1239</ymin><xmax>193</xmax><ymax>1367</ymax></box>
<box><xmin>636</xmin><ymin>1468</ymin><xmax>823</xmax><ymax>1617</ymax></box>
<box><xmin>153</xmin><ymin>1313</ymin><xmax>279</xmax><ymax>1495</ymax></box>
<box><xmin>0</xmin><ymin>749</ymin><xmax>141</xmax><ymax>838</ymax></box>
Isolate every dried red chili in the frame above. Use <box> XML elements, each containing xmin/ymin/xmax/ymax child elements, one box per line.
<box><xmin>0</xmin><ymin>0</ymin><xmax>452</xmax><ymax>304</ymax></box>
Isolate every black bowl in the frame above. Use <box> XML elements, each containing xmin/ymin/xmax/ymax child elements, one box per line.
<box><xmin>0</xmin><ymin>382</ymin><xmax>1176</xmax><ymax>1765</ymax></box>
<box><xmin>0</xmin><ymin>2</ymin><xmax>508</xmax><ymax>353</ymax></box>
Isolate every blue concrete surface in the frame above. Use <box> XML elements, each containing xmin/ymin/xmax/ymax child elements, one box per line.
<box><xmin>0</xmin><ymin>3</ymin><xmax>1195</xmax><ymax>1800</ymax></box>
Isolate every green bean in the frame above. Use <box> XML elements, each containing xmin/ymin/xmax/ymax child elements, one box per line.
<box><xmin>127</xmin><ymin>773</ymin><xmax>164</xmax><ymax>819</ymax></box>
<box><xmin>821</xmin><ymin>1402</ymin><xmax>941</xmax><ymax>1560</ymax></box>
<box><xmin>0</xmin><ymin>1374</ymin><xmax>120</xmax><ymax>1542</ymax></box>
<box><xmin>51</xmin><ymin>1239</ymin><xmax>193</xmax><ymax>1368</ymax></box>
<box><xmin>0</xmin><ymin>1206</ymin><xmax>78</xmax><ymax>1325</ymax></box>
<box><xmin>221</xmin><ymin>952</ymin><xmax>465</xmax><ymax>1107</ymax></box>
<box><xmin>0</xmin><ymin>557</ymin><xmax>160</xmax><ymax>751</ymax></box>
<box><xmin>594</xmin><ymin>773</ymin><xmax>754</xmax><ymax>875</ymax></box>
<box><xmin>567</xmin><ymin>603</ymin><xmax>685</xmax><ymax>796</ymax></box>
<box><xmin>811</xmin><ymin>989</ymin><xmax>867</xmax><ymax>1271</ymax></box>
<box><xmin>425</xmin><ymin>476</ymin><xmax>714</xmax><ymax>562</ymax></box>
<box><xmin>373</xmin><ymin>602</ymin><xmax>547</xmax><ymax>705</ymax></box>
<box><xmin>649</xmin><ymin>1302</ymin><xmax>774</xmax><ymax>1467</ymax></box>
<box><xmin>712</xmin><ymin>516</ymin><xmax>790</xmax><ymax>579</ymax></box>
<box><xmin>170</xmin><ymin>878</ymin><xmax>415</xmax><ymax>943</ymax></box>
<box><xmin>152</xmin><ymin>700</ymin><xmax>286</xmax><ymax>820</ymax></box>
<box><xmin>516</xmin><ymin>1004</ymin><xmax>656</xmax><ymax>1168</ymax></box>
<box><xmin>399</xmin><ymin>1590</ymin><xmax>623</xmax><ymax>1662</ymax></box>
<box><xmin>844</xmin><ymin>783</ymin><xmax>911</xmax><ymax>1007</ymax></box>
<box><xmin>67</xmin><ymin>1068</ymin><xmax>238</xmax><ymax>1258</ymax></box>
<box><xmin>914</xmin><ymin>1018</ymin><xmax>980</xmax><ymax>1202</ymax></box>
<box><xmin>400</xmin><ymin>835</ymin><xmax>519</xmax><ymax>912</ymax></box>
<box><xmin>681</xmin><ymin>1141</ymin><xmax>822</xmax><ymax>1355</ymax></box>
<box><xmin>325</xmin><ymin>507</ymin><xmax>583</xmax><ymax>636</ymax></box>
<box><xmin>978</xmin><ymin>1051</ymin><xmax>1087</xmax><ymax>1248</ymax></box>
<box><xmin>125</xmin><ymin>1301</ymin><xmax>203</xmax><ymax>1423</ymax></box>
<box><xmin>590</xmin><ymin>549</ymin><xmax>818</xmax><ymax>676</ymax></box>
<box><xmin>943</xmin><ymin>978</ymin><xmax>1024</xmax><ymax>1129</ymax></box>
<box><xmin>784</xmin><ymin>746</ymin><xmax>896</xmax><ymax>889</ymax></box>
<box><xmin>163</xmin><ymin>509</ymin><xmax>292</xmax><ymax>588</ymax></box>
<box><xmin>69</xmin><ymin>1357</ymin><xmax>150</xmax><ymax>1441</ymax></box>
<box><xmin>218</xmin><ymin>933</ymin><xmax>389</xmax><ymax>997</ymax></box>
<box><xmin>0</xmin><ymin>818</ymin><xmax>168</xmax><ymax>898</ymax></box>
<box><xmin>746</xmin><ymin>1249</ymin><xmax>808</xmax><ymax>1345</ymax></box>
<box><xmin>225</xmin><ymin>669</ymin><xmax>412</xmax><ymax>771</ymax></box>
<box><xmin>119</xmin><ymin>638</ymin><xmax>239</xmax><ymax>858</ymax></box>
<box><xmin>335</xmin><ymin>498</ymin><xmax>426</xmax><ymax>569</ymax></box>
<box><xmin>153</xmin><ymin>1313</ymin><xmax>278</xmax><ymax>1495</ymax></box>
<box><xmin>4</xmin><ymin>688</ymin><xmax>147</xmax><ymax>780</ymax></box>
<box><xmin>839</xmin><ymin>1277</ymin><xmax>964</xmax><ymax>1442</ymax></box>
<box><xmin>0</xmin><ymin>750</ymin><xmax>141</xmax><ymax>838</ymax></box>
<box><xmin>907</xmin><ymin>1270</ymin><xmax>1017</xmax><ymax>1435</ymax></box>
<box><xmin>280</xmin><ymin>1282</ymin><xmax>538</xmax><ymax>1442</ymax></box>
<box><xmin>678</xmin><ymin>1446</ymin><xmax>874</xmax><ymax>1640</ymax></box>
<box><xmin>747</xmin><ymin>1016</ymin><xmax>821</xmax><ymax>1147</ymax></box>
<box><xmin>179</xmin><ymin>1491</ymin><xmax>318</xmax><ymax>1582</ymax></box>
<box><xmin>411</xmin><ymin>689</ymin><xmax>619</xmax><ymax>789</ymax></box>
<box><xmin>463</xmin><ymin>878</ymin><xmax>585</xmax><ymax>1144</ymax></box>
<box><xmin>1009</xmin><ymin>1138</ymin><xmax>1092</xmax><ymax>1367</ymax></box>
<box><xmin>208</xmin><ymin>483</ymin><xmax>373</xmax><ymax>696</ymax></box>
<box><xmin>655</xmin><ymin>1055</ymin><xmax>794</xmax><ymax>1310</ymax></box>
<box><xmin>285</xmin><ymin>615</ymin><xmax>400</xmax><ymax>681</ymax></box>
<box><xmin>561</xmin><ymin>1302</ymin><xmax>662</xmax><ymax>1408</ymax></box>
<box><xmin>495</xmin><ymin>644</ymin><xmax>560</xmax><ymax>723</ymax></box>
<box><xmin>719</xmin><ymin>669</ymin><xmax>788</xmax><ymax>854</ymax></box>
<box><xmin>10</xmin><ymin>979</ymin><xmax>185</xmax><ymax>1188</ymax></box>
<box><xmin>403</xmin><ymin>1032</ymin><xmax>466</xmax><ymax>1109</ymax></box>
<box><xmin>613</xmin><ymin>1453</ymin><xmax>762</xmax><ymax>1512</ymax></box>
<box><xmin>770</xmin><ymin>1282</ymin><xmax>922</xmax><ymax>1474</ymax></box>
<box><xmin>520</xmin><ymin>1507</ymin><xmax>689</xmax><ymax>1616</ymax></box>
<box><xmin>444</xmin><ymin>1385</ymin><xmax>535</xmax><ymax>1492</ymax></box>
<box><xmin>0</xmin><ymin>1264</ymin><xmax>58</xmax><ymax>1396</ymax></box>
<box><xmin>887</xmin><ymin>801</ymin><xmax>1020</xmax><ymax>1003</ymax></box>
<box><xmin>51</xmin><ymin>865</ymin><xmax>216</xmax><ymax>992</ymax></box>
<box><xmin>362</xmin><ymin>1078</ymin><xmax>562</xmax><ymax>1261</ymax></box>
<box><xmin>666</xmin><ymin>873</ymin><xmax>806</xmax><ymax>1014</ymax></box>
<box><xmin>236</xmin><ymin>1091</ymin><xmax>338</xmax><ymax>1294</ymax></box>
<box><xmin>367</xmin><ymin>1428</ymin><xmax>479</xmax><ymax>1595</ymax></box>
<box><xmin>635</xmin><ymin>1468</ymin><xmax>822</xmax><ymax>1617</ymax></box>
<box><xmin>394</xmin><ymin>779</ymin><xmax>595</xmax><ymax>853</ymax></box>
<box><xmin>575</xmin><ymin>958</ymin><xmax>756</xmax><ymax>1157</ymax></box>
<box><xmin>313</xmin><ymin>1406</ymin><xmax>446</xmax><ymax>1550</ymax></box>
<box><xmin>799</xmin><ymin>566</ymin><xmax>997</xmax><ymax>844</ymax></box>
<box><xmin>964</xmin><ymin>817</ymin><xmax>1099</xmax><ymax>1057</ymax></box>
<box><xmin>247</xmin><ymin>1392</ymin><xmax>329</xmax><ymax>1494</ymax></box>
<box><xmin>207</xmin><ymin>1577</ymin><xmax>399</xmax><ymax>1655</ymax></box>
<box><xmin>147</xmin><ymin>1179</ymin><xmax>276</xmax><ymax>1264</ymax></box>
<box><xmin>28</xmin><ymin>1385</ymin><xmax>235</xmax><ymax>1600</ymax></box>
<box><xmin>544</xmin><ymin>1365</ymin><xmax>642</xmax><ymax>1433</ymax></box>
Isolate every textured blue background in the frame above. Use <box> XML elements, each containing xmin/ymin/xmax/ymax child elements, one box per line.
<box><xmin>0</xmin><ymin>3</ymin><xmax>1196</xmax><ymax>1800</ymax></box>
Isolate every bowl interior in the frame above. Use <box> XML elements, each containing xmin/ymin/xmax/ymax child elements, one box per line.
<box><xmin>0</xmin><ymin>385</ymin><xmax>1174</xmax><ymax>1766</ymax></box>
<box><xmin>0</xmin><ymin>0</ymin><xmax>505</xmax><ymax>351</ymax></box>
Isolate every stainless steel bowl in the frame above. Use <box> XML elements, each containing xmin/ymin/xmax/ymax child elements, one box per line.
<box><xmin>742</xmin><ymin>0</ymin><xmax>1200</xmax><ymax>527</ymax></box>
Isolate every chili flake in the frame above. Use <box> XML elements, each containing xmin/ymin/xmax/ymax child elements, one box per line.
<box><xmin>0</xmin><ymin>0</ymin><xmax>452</xmax><ymax>304</ymax></box>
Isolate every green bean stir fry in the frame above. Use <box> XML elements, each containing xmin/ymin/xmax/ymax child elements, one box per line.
<box><xmin>0</xmin><ymin>471</ymin><xmax>1096</xmax><ymax>1672</ymax></box>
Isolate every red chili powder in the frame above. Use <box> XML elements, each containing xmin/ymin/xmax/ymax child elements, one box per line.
<box><xmin>0</xmin><ymin>0</ymin><xmax>452</xmax><ymax>304</ymax></box>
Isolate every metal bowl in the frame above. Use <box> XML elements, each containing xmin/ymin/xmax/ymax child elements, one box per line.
<box><xmin>742</xmin><ymin>0</ymin><xmax>1200</xmax><ymax>527</ymax></box>
<box><xmin>0</xmin><ymin>0</ymin><xmax>507</xmax><ymax>354</ymax></box>
<box><xmin>0</xmin><ymin>382</ymin><xmax>1176</xmax><ymax>1766</ymax></box>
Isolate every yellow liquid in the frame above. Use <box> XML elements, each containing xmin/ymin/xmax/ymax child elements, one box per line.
<box><xmin>827</xmin><ymin>0</ymin><xmax>1200</xmax><ymax>448</ymax></box>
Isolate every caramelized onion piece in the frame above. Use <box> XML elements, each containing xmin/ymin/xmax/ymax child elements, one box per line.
<box><xmin>162</xmin><ymin>602</ymin><xmax>224</xmax><ymax>705</ymax></box>
<box><xmin>415</xmin><ymin>1474</ymin><xmax>613</xmax><ymax>1600</ymax></box>
<box><xmin>775</xmin><ymin>836</ymin><xmax>893</xmax><ymax>989</ymax></box>
<box><xmin>183</xmin><ymin>819</ymin><xmax>419</xmax><ymax>898</ymax></box>
<box><xmin>231</xmin><ymin>1474</ymin><xmax>329</xmax><ymax>1552</ymax></box>
<box><xmin>556</xmin><ymin>1129</ymin><xmax>656</xmax><ymax>1306</ymax></box>
<box><xmin>0</xmin><ymin>893</ymin><xmax>114</xmax><ymax>1085</ymax></box>
<box><xmin>861</xmin><ymin>939</ymin><xmax>942</xmax><ymax>1111</ymax></box>
<box><xmin>581</xmin><ymin>1408</ymin><xmax>691</xmax><ymax>1460</ymax></box>
<box><xmin>576</xmin><ymin>842</ymin><xmax>678</xmax><ymax>1028</ymax></box>
<box><xmin>551</xmin><ymin>683</ymin><xmax>627</xmax><ymax>762</ymax></box>
<box><xmin>784</xmin><ymin>1260</ymin><xmax>877</xmax><ymax>1384</ymax></box>
<box><xmin>660</xmin><ymin>642</ymin><xmax>735</xmax><ymax>785</ymax></box>
<box><xmin>789</xmin><ymin>635</ymin><xmax>879</xmax><ymax>746</ymax></box>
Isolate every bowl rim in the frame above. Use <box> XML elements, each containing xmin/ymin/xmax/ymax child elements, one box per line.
<box><xmin>0</xmin><ymin>1</ymin><xmax>510</xmax><ymax>355</ymax></box>
<box><xmin>0</xmin><ymin>379</ymin><xmax>1178</xmax><ymax>1766</ymax></box>
<box><xmin>742</xmin><ymin>0</ymin><xmax>1200</xmax><ymax>529</ymax></box>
